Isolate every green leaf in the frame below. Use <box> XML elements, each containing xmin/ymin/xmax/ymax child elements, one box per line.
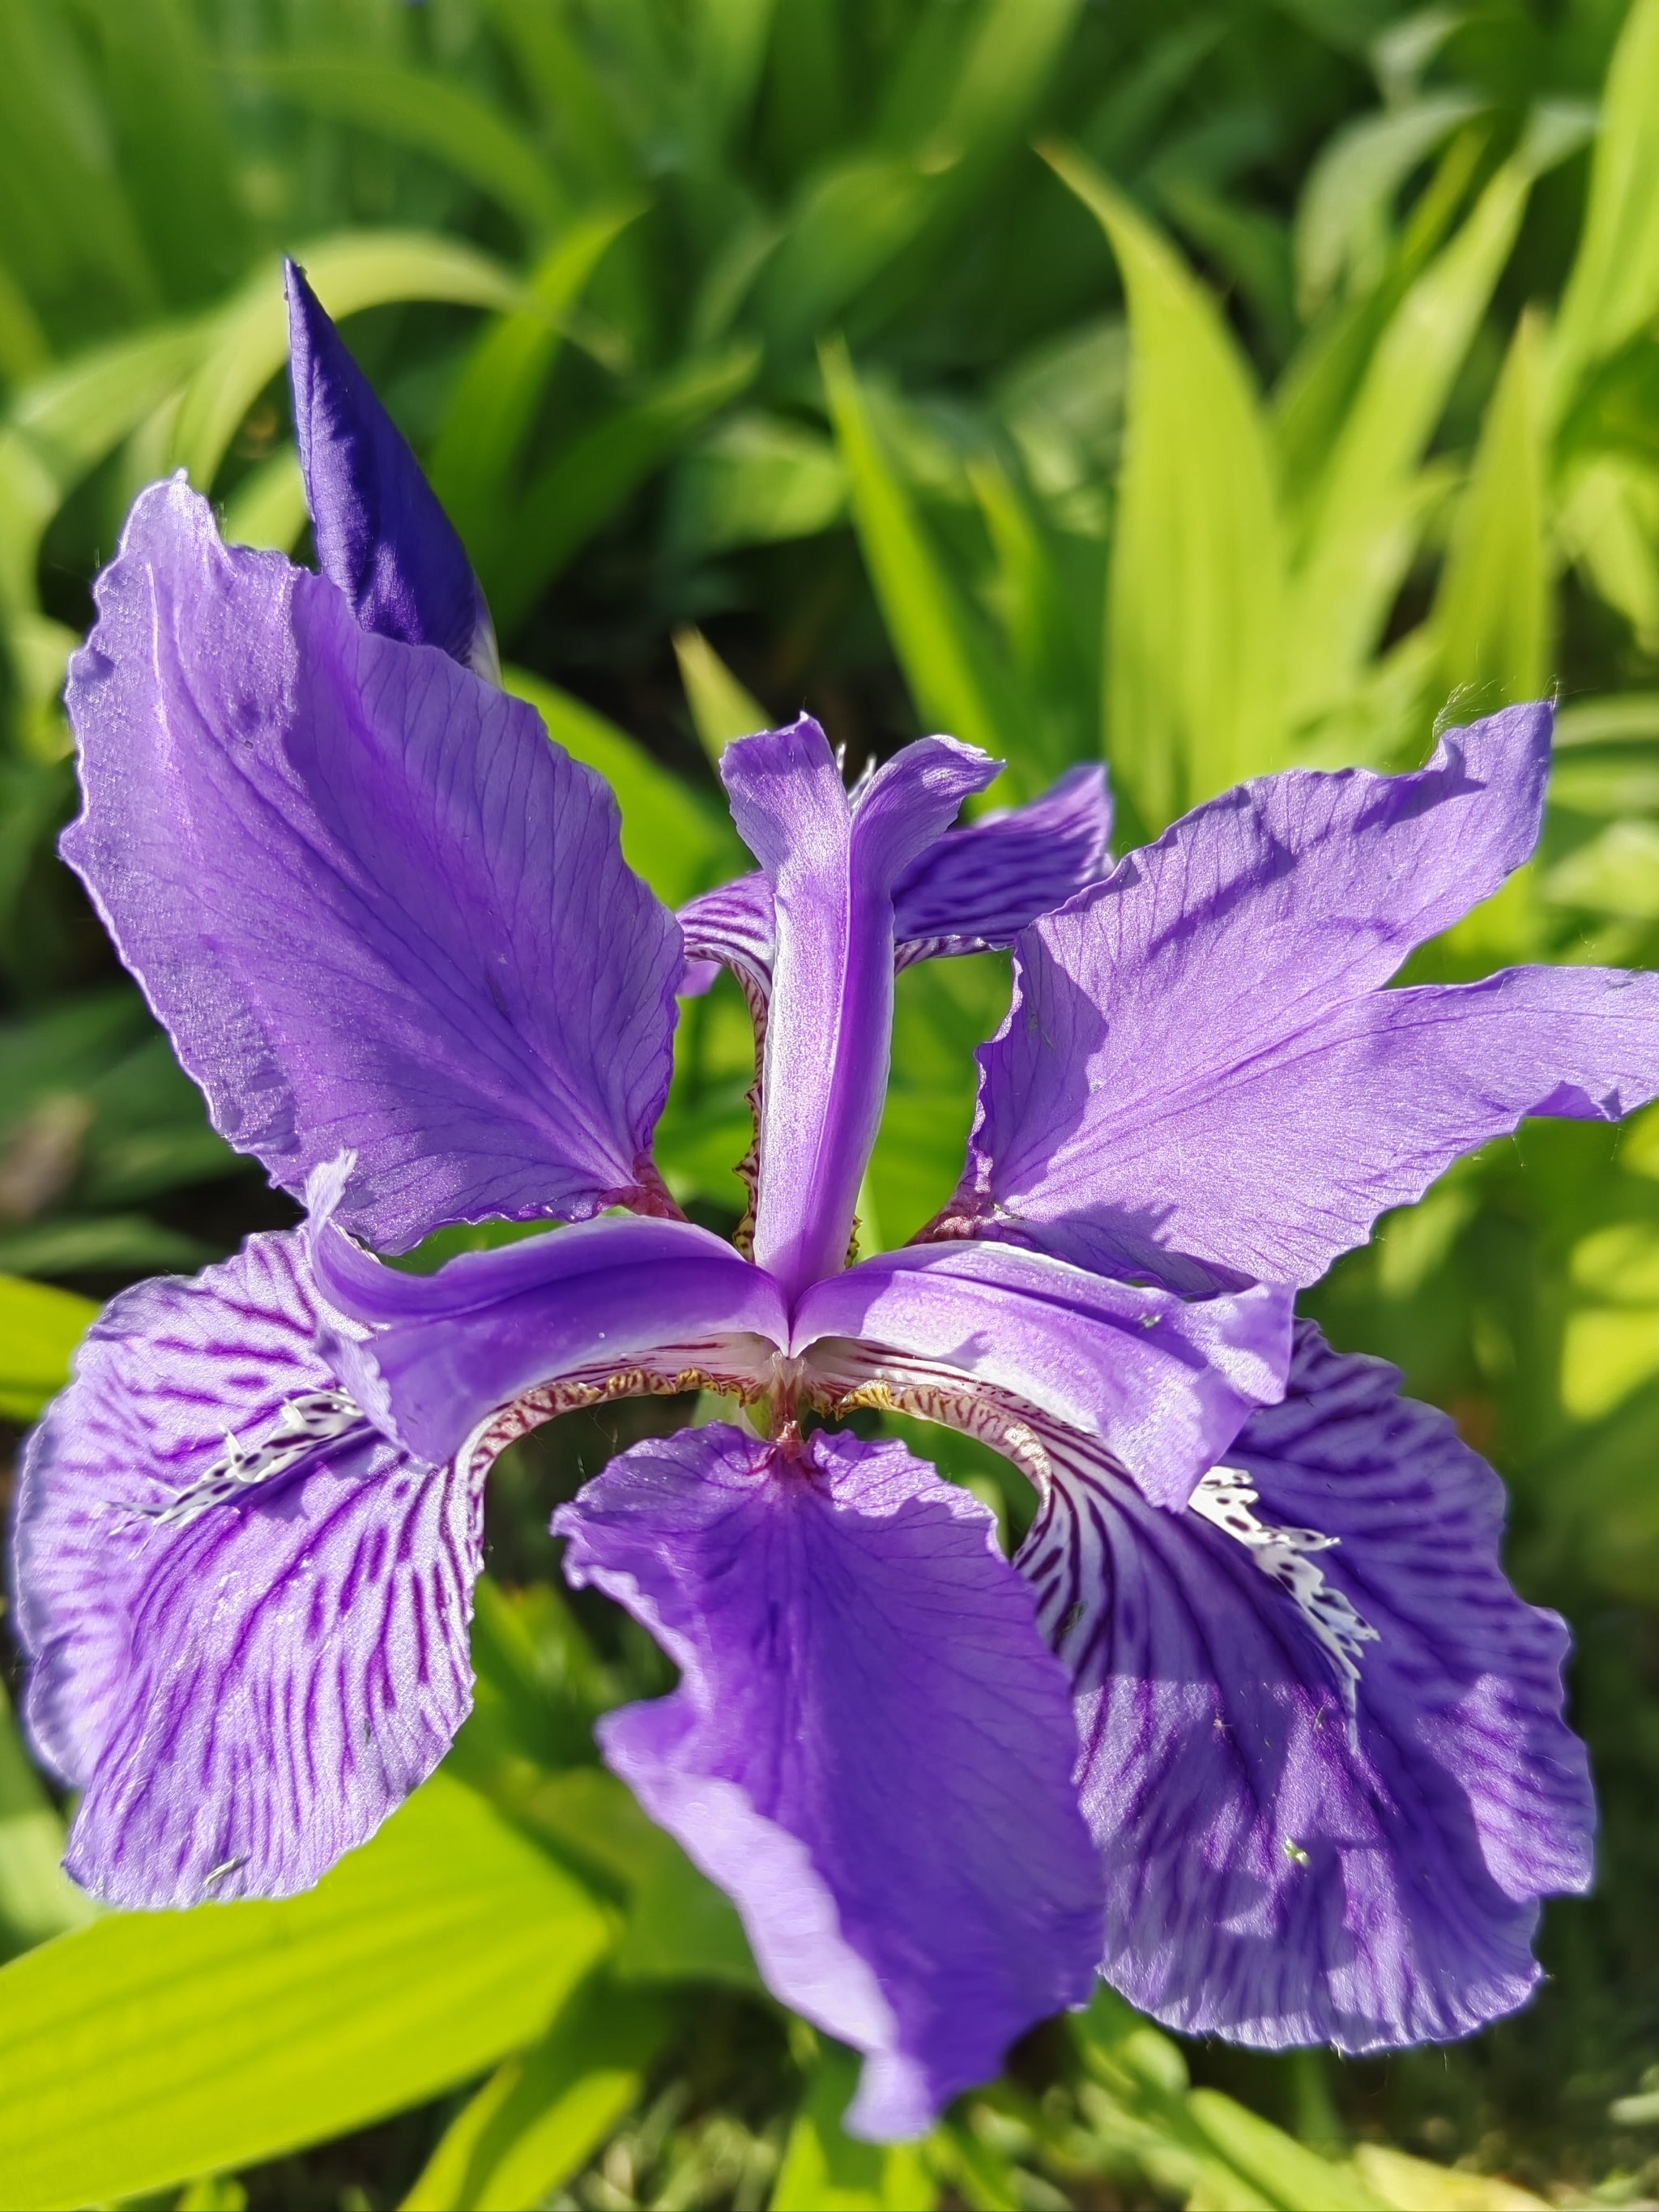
<box><xmin>168</xmin><ymin>232</ymin><xmax>522</xmax><ymax>493</ymax></box>
<box><xmin>1185</xmin><ymin>2091</ymin><xmax>1384</xmax><ymax>2211</ymax></box>
<box><xmin>757</xmin><ymin>156</ymin><xmax>948</xmax><ymax>356</ymax></box>
<box><xmin>247</xmin><ymin>56</ymin><xmax>565</xmax><ymax>239</ymax></box>
<box><xmin>503</xmin><ymin>666</ymin><xmax>740</xmax><ymax>906</ymax></box>
<box><xmin>403</xmin><ymin>1977</ymin><xmax>670</xmax><ymax>2212</ymax></box>
<box><xmin>673</xmin><ymin>625</ymin><xmax>770</xmax><ymax>762</ymax></box>
<box><xmin>219</xmin><ymin>443</ymin><xmax>308</xmax><ymax>552</ymax></box>
<box><xmin>431</xmin><ymin>204</ymin><xmax>640</xmax><ymax>559</ymax></box>
<box><xmin>1287</xmin><ymin>156</ymin><xmax>1532</xmax><ymax>726</ymax></box>
<box><xmin>0</xmin><ymin>1272</ymin><xmax>94</xmax><ymax>1422</ymax></box>
<box><xmin>1557</xmin><ymin>451</ymin><xmax>1659</xmax><ymax>651</ymax></box>
<box><xmin>667</xmin><ymin>410</ymin><xmax>847</xmax><ymax>554</ymax></box>
<box><xmin>772</xmin><ymin>2041</ymin><xmax>937</xmax><ymax>2211</ymax></box>
<box><xmin>491</xmin><ymin>343</ymin><xmax>757</xmax><ymax>630</ymax></box>
<box><xmin>1434</xmin><ymin>309</ymin><xmax>1550</xmax><ymax>708</ymax></box>
<box><xmin>821</xmin><ymin>335</ymin><xmax>1017</xmax><ymax>763</ymax></box>
<box><xmin>1293</xmin><ymin>94</ymin><xmax>1483</xmax><ymax>317</ymax></box>
<box><xmin>0</xmin><ymin>1680</ymin><xmax>96</xmax><ymax>1960</ymax></box>
<box><xmin>0</xmin><ymin>1773</ymin><xmax>612</xmax><ymax>2211</ymax></box>
<box><xmin>1047</xmin><ymin>146</ymin><xmax>1287</xmax><ymax>827</ymax></box>
<box><xmin>1550</xmin><ymin>0</ymin><xmax>1659</xmax><ymax>416</ymax></box>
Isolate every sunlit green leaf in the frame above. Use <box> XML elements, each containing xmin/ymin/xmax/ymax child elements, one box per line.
<box><xmin>0</xmin><ymin>1271</ymin><xmax>93</xmax><ymax>1422</ymax></box>
<box><xmin>773</xmin><ymin>2040</ymin><xmax>937</xmax><ymax>2211</ymax></box>
<box><xmin>220</xmin><ymin>443</ymin><xmax>307</xmax><ymax>552</ymax></box>
<box><xmin>667</xmin><ymin>410</ymin><xmax>847</xmax><ymax>553</ymax></box>
<box><xmin>0</xmin><ymin>1774</ymin><xmax>612</xmax><ymax>2211</ymax></box>
<box><xmin>403</xmin><ymin>1977</ymin><xmax>670</xmax><ymax>2212</ymax></box>
<box><xmin>673</xmin><ymin>624</ymin><xmax>770</xmax><ymax>762</ymax></box>
<box><xmin>1294</xmin><ymin>94</ymin><xmax>1483</xmax><ymax>317</ymax></box>
<box><xmin>1558</xmin><ymin>451</ymin><xmax>1659</xmax><ymax>651</ymax></box>
<box><xmin>1047</xmin><ymin>145</ymin><xmax>1287</xmax><ymax>827</ymax></box>
<box><xmin>0</xmin><ymin>1681</ymin><xmax>94</xmax><ymax>1962</ymax></box>
<box><xmin>1434</xmin><ymin>309</ymin><xmax>1550</xmax><ymax>709</ymax></box>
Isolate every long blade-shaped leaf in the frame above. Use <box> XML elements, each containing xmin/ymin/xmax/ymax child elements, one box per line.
<box><xmin>1550</xmin><ymin>0</ymin><xmax>1659</xmax><ymax>416</ymax></box>
<box><xmin>1434</xmin><ymin>308</ymin><xmax>1550</xmax><ymax>707</ymax></box>
<box><xmin>1047</xmin><ymin>146</ymin><xmax>1286</xmax><ymax>829</ymax></box>
<box><xmin>821</xmin><ymin>335</ymin><xmax>1019</xmax><ymax>766</ymax></box>
<box><xmin>1287</xmin><ymin>156</ymin><xmax>1531</xmax><ymax>723</ymax></box>
<box><xmin>0</xmin><ymin>1271</ymin><xmax>95</xmax><ymax>1421</ymax></box>
<box><xmin>0</xmin><ymin>1774</ymin><xmax>611</xmax><ymax>2211</ymax></box>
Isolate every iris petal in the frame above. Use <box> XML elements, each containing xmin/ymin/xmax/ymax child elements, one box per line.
<box><xmin>62</xmin><ymin>480</ymin><xmax>684</xmax><ymax>1252</ymax></box>
<box><xmin>554</xmin><ymin>1421</ymin><xmax>1101</xmax><ymax>2140</ymax></box>
<box><xmin>14</xmin><ymin>1230</ymin><xmax>480</xmax><ymax>1908</ymax></box>
<box><xmin>1026</xmin><ymin>1322</ymin><xmax>1593</xmax><ymax>2052</ymax></box>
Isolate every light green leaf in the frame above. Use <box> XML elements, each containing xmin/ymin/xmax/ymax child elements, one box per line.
<box><xmin>1557</xmin><ymin>452</ymin><xmax>1659</xmax><ymax>651</ymax></box>
<box><xmin>668</xmin><ymin>411</ymin><xmax>847</xmax><ymax>553</ymax></box>
<box><xmin>0</xmin><ymin>1773</ymin><xmax>612</xmax><ymax>2212</ymax></box>
<box><xmin>0</xmin><ymin>261</ymin><xmax>48</xmax><ymax>386</ymax></box>
<box><xmin>1294</xmin><ymin>95</ymin><xmax>1483</xmax><ymax>317</ymax></box>
<box><xmin>219</xmin><ymin>443</ymin><xmax>308</xmax><ymax>552</ymax></box>
<box><xmin>690</xmin><ymin>0</ymin><xmax>778</xmax><ymax>146</ymax></box>
<box><xmin>1288</xmin><ymin>157</ymin><xmax>1532</xmax><ymax>724</ymax></box>
<box><xmin>1186</xmin><ymin>2090</ymin><xmax>1385</xmax><ymax>2211</ymax></box>
<box><xmin>757</xmin><ymin>157</ymin><xmax>948</xmax><ymax>356</ymax></box>
<box><xmin>1047</xmin><ymin>146</ymin><xmax>1287</xmax><ymax>827</ymax></box>
<box><xmin>1546</xmin><ymin>819</ymin><xmax>1659</xmax><ymax>921</ymax></box>
<box><xmin>247</xmin><ymin>56</ymin><xmax>565</xmax><ymax>238</ymax></box>
<box><xmin>0</xmin><ymin>1216</ymin><xmax>215</xmax><ymax>1280</ymax></box>
<box><xmin>1555</xmin><ymin>693</ymin><xmax>1659</xmax><ymax>746</ymax></box>
<box><xmin>772</xmin><ymin>2041</ymin><xmax>937</xmax><ymax>2211</ymax></box>
<box><xmin>403</xmin><ymin>1978</ymin><xmax>669</xmax><ymax>2211</ymax></box>
<box><xmin>1434</xmin><ymin>309</ymin><xmax>1550</xmax><ymax>708</ymax></box>
<box><xmin>821</xmin><ymin>335</ymin><xmax>1017</xmax><ymax>765</ymax></box>
<box><xmin>1351</xmin><ymin>2142</ymin><xmax>1549</xmax><ymax>2209</ymax></box>
<box><xmin>492</xmin><ymin>343</ymin><xmax>758</xmax><ymax>631</ymax></box>
<box><xmin>503</xmin><ymin>666</ymin><xmax>739</xmax><ymax>906</ymax></box>
<box><xmin>0</xmin><ymin>1680</ymin><xmax>96</xmax><ymax>1959</ymax></box>
<box><xmin>0</xmin><ymin>1272</ymin><xmax>96</xmax><ymax>1421</ymax></box>
<box><xmin>169</xmin><ymin>232</ymin><xmax>521</xmax><ymax>493</ymax></box>
<box><xmin>673</xmin><ymin>625</ymin><xmax>770</xmax><ymax>762</ymax></box>
<box><xmin>431</xmin><ymin>204</ymin><xmax>640</xmax><ymax>559</ymax></box>
<box><xmin>1549</xmin><ymin>0</ymin><xmax>1659</xmax><ymax>416</ymax></box>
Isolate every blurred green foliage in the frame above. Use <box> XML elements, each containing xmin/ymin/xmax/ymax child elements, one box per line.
<box><xmin>4</xmin><ymin>0</ymin><xmax>1659</xmax><ymax>2204</ymax></box>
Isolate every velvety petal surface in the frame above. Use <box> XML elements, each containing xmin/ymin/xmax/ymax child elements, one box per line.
<box><xmin>62</xmin><ymin>479</ymin><xmax>684</xmax><ymax>1251</ymax></box>
<box><xmin>678</xmin><ymin>762</ymin><xmax>1111</xmax><ymax>991</ymax></box>
<box><xmin>311</xmin><ymin>1195</ymin><xmax>789</xmax><ymax>1469</ymax></box>
<box><xmin>794</xmin><ymin>1241</ymin><xmax>1290</xmax><ymax>1508</ymax></box>
<box><xmin>12</xmin><ymin>1230</ymin><xmax>480</xmax><ymax>1907</ymax></box>
<box><xmin>287</xmin><ymin>260</ymin><xmax>497</xmax><ymax>678</ymax></box>
<box><xmin>555</xmin><ymin>1422</ymin><xmax>1100</xmax><ymax>2139</ymax></box>
<box><xmin>1021</xmin><ymin>1322</ymin><xmax>1592</xmax><ymax>2052</ymax></box>
<box><xmin>722</xmin><ymin>719</ymin><xmax>996</xmax><ymax>1297</ymax></box>
<box><xmin>954</xmin><ymin>704</ymin><xmax>1659</xmax><ymax>1288</ymax></box>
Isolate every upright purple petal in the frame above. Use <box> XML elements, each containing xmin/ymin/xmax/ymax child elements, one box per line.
<box><xmin>12</xmin><ymin>1231</ymin><xmax>480</xmax><ymax>1907</ymax></box>
<box><xmin>287</xmin><ymin>260</ymin><xmax>498</xmax><ymax>679</ymax></box>
<box><xmin>721</xmin><ymin>719</ymin><xmax>996</xmax><ymax>1297</ymax></box>
<box><xmin>953</xmin><ymin>704</ymin><xmax>1659</xmax><ymax>1289</ymax></box>
<box><xmin>555</xmin><ymin>1423</ymin><xmax>1100</xmax><ymax>2139</ymax></box>
<box><xmin>678</xmin><ymin>762</ymin><xmax>1112</xmax><ymax>992</ymax></box>
<box><xmin>793</xmin><ymin>1241</ymin><xmax>1290</xmax><ymax>1509</ymax></box>
<box><xmin>62</xmin><ymin>479</ymin><xmax>684</xmax><ymax>1251</ymax></box>
<box><xmin>309</xmin><ymin>1195</ymin><xmax>789</xmax><ymax>1469</ymax></box>
<box><xmin>1021</xmin><ymin>1323</ymin><xmax>1592</xmax><ymax>2052</ymax></box>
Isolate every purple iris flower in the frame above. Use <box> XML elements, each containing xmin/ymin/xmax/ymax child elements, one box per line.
<box><xmin>15</xmin><ymin>267</ymin><xmax>1659</xmax><ymax>2140</ymax></box>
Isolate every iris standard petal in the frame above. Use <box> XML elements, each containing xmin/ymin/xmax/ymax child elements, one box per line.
<box><xmin>12</xmin><ymin>1230</ymin><xmax>480</xmax><ymax>1908</ymax></box>
<box><xmin>720</xmin><ymin>718</ymin><xmax>996</xmax><ymax>1297</ymax></box>
<box><xmin>62</xmin><ymin>479</ymin><xmax>684</xmax><ymax>1252</ymax></box>
<box><xmin>678</xmin><ymin>761</ymin><xmax>1111</xmax><ymax>993</ymax></box>
<box><xmin>793</xmin><ymin>1241</ymin><xmax>1290</xmax><ymax>1509</ymax></box>
<box><xmin>1021</xmin><ymin>1322</ymin><xmax>1592</xmax><ymax>2052</ymax></box>
<box><xmin>286</xmin><ymin>260</ymin><xmax>498</xmax><ymax>679</ymax></box>
<box><xmin>311</xmin><ymin>1200</ymin><xmax>789</xmax><ymax>1469</ymax></box>
<box><xmin>951</xmin><ymin>701</ymin><xmax>1659</xmax><ymax>1289</ymax></box>
<box><xmin>554</xmin><ymin>1422</ymin><xmax>1100</xmax><ymax>2140</ymax></box>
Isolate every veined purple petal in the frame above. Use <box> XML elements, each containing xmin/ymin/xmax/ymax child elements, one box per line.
<box><xmin>555</xmin><ymin>1422</ymin><xmax>1100</xmax><ymax>2139</ymax></box>
<box><xmin>1024</xmin><ymin>1322</ymin><xmax>1592</xmax><ymax>2052</ymax></box>
<box><xmin>793</xmin><ymin>1241</ymin><xmax>1290</xmax><ymax>1510</ymax></box>
<box><xmin>287</xmin><ymin>260</ymin><xmax>498</xmax><ymax>679</ymax></box>
<box><xmin>953</xmin><ymin>703</ymin><xmax>1659</xmax><ymax>1289</ymax></box>
<box><xmin>62</xmin><ymin>479</ymin><xmax>684</xmax><ymax>1252</ymax></box>
<box><xmin>721</xmin><ymin>719</ymin><xmax>996</xmax><ymax>1298</ymax></box>
<box><xmin>309</xmin><ymin>1191</ymin><xmax>788</xmax><ymax>1469</ymax></box>
<box><xmin>12</xmin><ymin>1230</ymin><xmax>480</xmax><ymax>1907</ymax></box>
<box><xmin>678</xmin><ymin>762</ymin><xmax>1111</xmax><ymax>992</ymax></box>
